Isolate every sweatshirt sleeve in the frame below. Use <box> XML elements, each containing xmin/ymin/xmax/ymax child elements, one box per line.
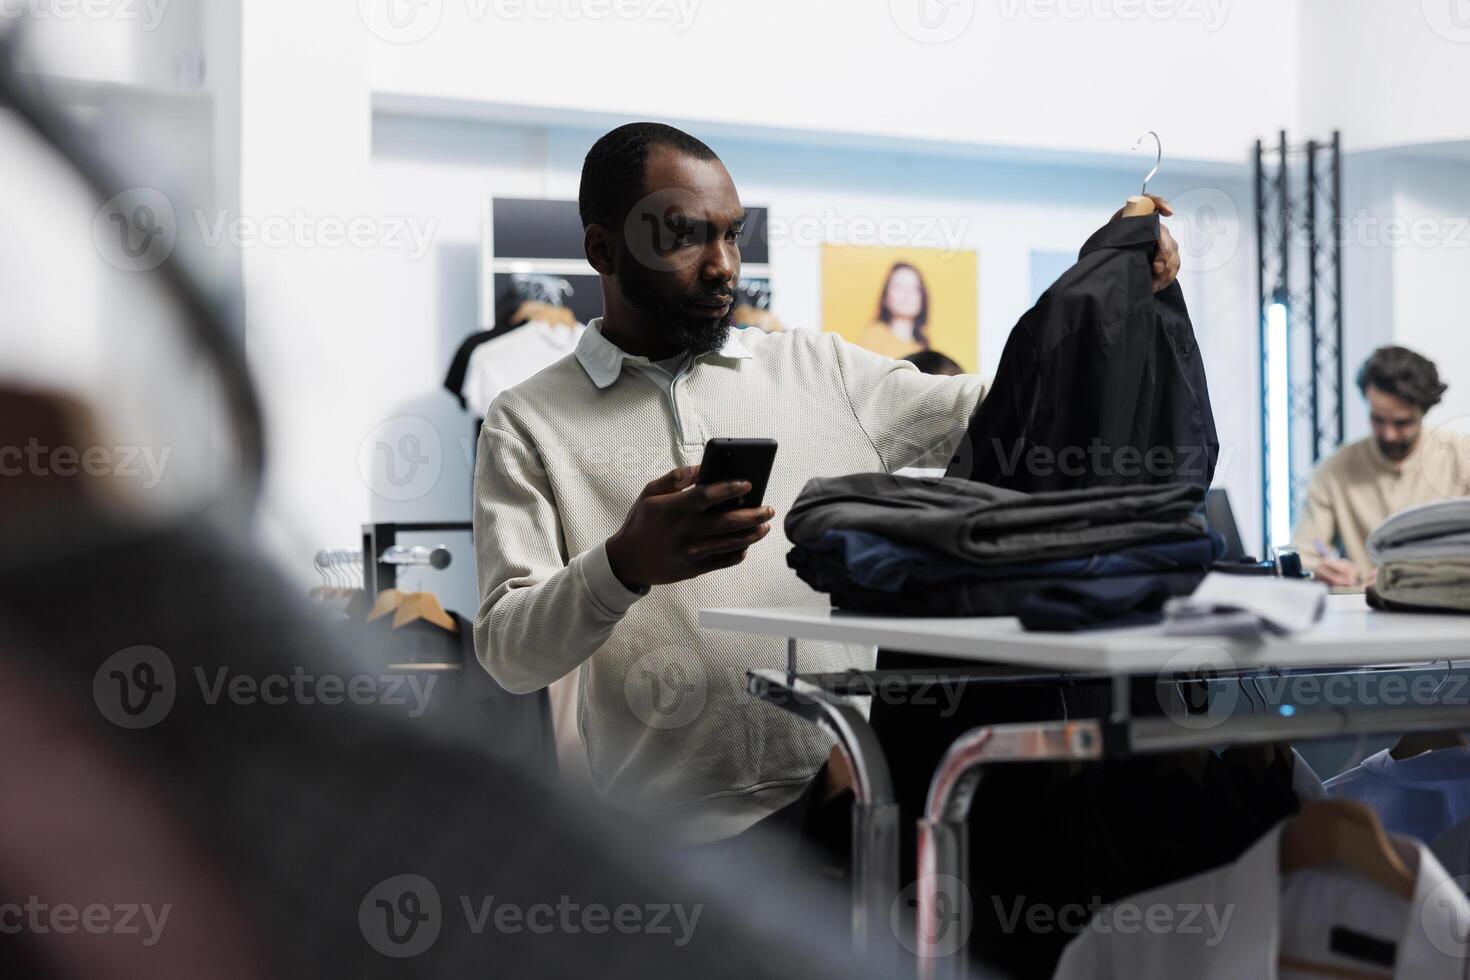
<box><xmin>472</xmin><ymin>421</ymin><xmax>645</xmax><ymax>694</ymax></box>
<box><xmin>827</xmin><ymin>332</ymin><xmax>986</xmax><ymax>472</ymax></box>
<box><xmin>1290</xmin><ymin>465</ymin><xmax>1338</xmax><ymax>573</ymax></box>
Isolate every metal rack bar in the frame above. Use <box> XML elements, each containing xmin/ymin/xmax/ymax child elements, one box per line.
<box><xmin>361</xmin><ymin>521</ymin><xmax>472</xmax><ymax>594</ymax></box>
<box><xmin>1307</xmin><ymin>139</ymin><xmax>1320</xmax><ymax>460</ymax></box>
<box><xmin>1332</xmin><ymin>131</ymin><xmax>1345</xmax><ymax>447</ymax></box>
<box><xmin>746</xmin><ymin>669</ymin><xmax>901</xmax><ymax>969</ymax></box>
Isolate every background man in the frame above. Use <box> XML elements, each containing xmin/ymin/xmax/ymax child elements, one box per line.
<box><xmin>1293</xmin><ymin>345</ymin><xmax>1470</xmax><ymax>586</ymax></box>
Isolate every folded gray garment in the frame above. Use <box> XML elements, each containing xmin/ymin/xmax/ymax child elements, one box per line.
<box><xmin>1367</xmin><ymin>498</ymin><xmax>1470</xmax><ymax>564</ymax></box>
<box><xmin>1374</xmin><ymin>557</ymin><xmax>1470</xmax><ymax>610</ymax></box>
<box><xmin>784</xmin><ymin>472</ymin><xmax>1205</xmax><ymax>564</ymax></box>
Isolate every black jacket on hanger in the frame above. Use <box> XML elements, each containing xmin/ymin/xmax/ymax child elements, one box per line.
<box><xmin>952</xmin><ymin>214</ymin><xmax>1218</xmax><ymax>493</ymax></box>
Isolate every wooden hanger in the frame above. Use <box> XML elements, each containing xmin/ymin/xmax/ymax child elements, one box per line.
<box><xmin>366</xmin><ymin>588</ymin><xmax>403</xmax><ymax>623</ymax></box>
<box><xmin>1279</xmin><ymin>801</ymin><xmax>1410</xmax><ymax>978</ymax></box>
<box><xmin>1280</xmin><ymin>800</ymin><xmax>1415</xmax><ymax>900</ymax></box>
<box><xmin>511</xmin><ymin>300</ymin><xmax>577</xmax><ymax>329</ymax></box>
<box><xmin>392</xmin><ymin>591</ymin><xmax>458</xmax><ymax>633</ymax></box>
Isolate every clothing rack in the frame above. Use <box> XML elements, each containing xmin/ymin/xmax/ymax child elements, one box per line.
<box><xmin>361</xmin><ymin>522</ymin><xmax>472</xmax><ymax>595</ymax></box>
<box><xmin>706</xmin><ymin>601</ymin><xmax>1470</xmax><ymax>977</ymax></box>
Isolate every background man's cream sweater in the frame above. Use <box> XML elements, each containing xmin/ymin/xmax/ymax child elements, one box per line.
<box><xmin>474</xmin><ymin>321</ymin><xmax>984</xmax><ymax>844</ymax></box>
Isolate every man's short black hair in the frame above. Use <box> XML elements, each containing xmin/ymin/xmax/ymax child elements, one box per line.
<box><xmin>577</xmin><ymin>122</ymin><xmax>718</xmax><ymax>231</ymax></box>
<box><xmin>1357</xmin><ymin>345</ymin><xmax>1447</xmax><ymax>412</ymax></box>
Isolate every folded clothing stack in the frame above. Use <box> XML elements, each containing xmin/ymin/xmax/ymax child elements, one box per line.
<box><xmin>1365</xmin><ymin>499</ymin><xmax>1470</xmax><ymax>613</ymax></box>
<box><xmin>784</xmin><ymin>473</ymin><xmax>1219</xmax><ymax>617</ymax></box>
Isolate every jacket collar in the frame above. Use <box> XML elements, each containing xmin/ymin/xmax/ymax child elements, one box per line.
<box><xmin>574</xmin><ymin>317</ymin><xmax>751</xmax><ymax>390</ymax></box>
<box><xmin>1078</xmin><ymin>213</ymin><xmax>1160</xmax><ymax>259</ymax></box>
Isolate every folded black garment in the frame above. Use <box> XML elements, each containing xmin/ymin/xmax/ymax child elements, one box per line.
<box><xmin>1017</xmin><ymin>578</ymin><xmax>1172</xmax><ymax>632</ymax></box>
<box><xmin>788</xmin><ymin>544</ymin><xmax>1205</xmax><ymax>617</ymax></box>
<box><xmin>785</xmin><ymin>472</ymin><xmax>1206</xmax><ymax>565</ymax></box>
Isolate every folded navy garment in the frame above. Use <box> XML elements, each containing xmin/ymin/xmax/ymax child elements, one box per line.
<box><xmin>1016</xmin><ymin>578</ymin><xmax>1173</xmax><ymax>633</ymax></box>
<box><xmin>796</xmin><ymin>529</ymin><xmax>1222</xmax><ymax>594</ymax></box>
<box><xmin>787</xmin><ymin>543</ymin><xmax>1205</xmax><ymax>618</ymax></box>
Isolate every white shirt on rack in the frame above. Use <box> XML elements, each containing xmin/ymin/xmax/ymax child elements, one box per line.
<box><xmin>1053</xmin><ymin>819</ymin><xmax>1470</xmax><ymax>979</ymax></box>
<box><xmin>462</xmin><ymin>320</ymin><xmax>585</xmax><ymax>418</ymax></box>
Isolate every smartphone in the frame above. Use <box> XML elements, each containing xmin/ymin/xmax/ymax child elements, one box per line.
<box><xmin>696</xmin><ymin>438</ymin><xmax>778</xmax><ymax>513</ymax></box>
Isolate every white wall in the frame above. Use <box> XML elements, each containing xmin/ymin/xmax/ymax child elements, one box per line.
<box><xmin>1384</xmin><ymin>156</ymin><xmax>1470</xmax><ymax>431</ymax></box>
<box><xmin>1299</xmin><ymin>0</ymin><xmax>1470</xmax><ymax>153</ymax></box>
<box><xmin>366</xmin><ymin>0</ymin><xmax>1295</xmax><ymax>166</ymax></box>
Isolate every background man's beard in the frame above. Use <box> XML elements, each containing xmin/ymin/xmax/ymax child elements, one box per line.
<box><xmin>1378</xmin><ymin>438</ymin><xmax>1413</xmax><ymax>460</ymax></box>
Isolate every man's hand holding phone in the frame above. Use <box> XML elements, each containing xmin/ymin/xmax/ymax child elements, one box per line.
<box><xmin>605</xmin><ymin>464</ymin><xmax>775</xmax><ymax>592</ymax></box>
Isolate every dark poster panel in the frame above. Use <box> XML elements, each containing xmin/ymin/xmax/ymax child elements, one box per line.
<box><xmin>492</xmin><ymin>199</ymin><xmax>770</xmax><ymax>265</ymax></box>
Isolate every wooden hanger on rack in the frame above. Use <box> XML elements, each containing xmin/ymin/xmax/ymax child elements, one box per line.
<box><xmin>366</xmin><ymin>588</ymin><xmax>403</xmax><ymax>622</ymax></box>
<box><xmin>392</xmin><ymin>591</ymin><xmax>458</xmax><ymax>633</ymax></box>
<box><xmin>1277</xmin><ymin>800</ymin><xmax>1412</xmax><ymax>979</ymax></box>
<box><xmin>1120</xmin><ymin>130</ymin><xmax>1162</xmax><ymax>217</ymax></box>
<box><xmin>1280</xmin><ymin>800</ymin><xmax>1415</xmax><ymax>900</ymax></box>
<box><xmin>511</xmin><ymin>299</ymin><xmax>577</xmax><ymax>329</ymax></box>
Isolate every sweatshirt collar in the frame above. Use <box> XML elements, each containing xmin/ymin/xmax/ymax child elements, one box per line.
<box><xmin>575</xmin><ymin>317</ymin><xmax>751</xmax><ymax>390</ymax></box>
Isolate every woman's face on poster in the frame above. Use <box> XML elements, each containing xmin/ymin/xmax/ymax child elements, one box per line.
<box><xmin>884</xmin><ymin>266</ymin><xmax>924</xmax><ymax>319</ymax></box>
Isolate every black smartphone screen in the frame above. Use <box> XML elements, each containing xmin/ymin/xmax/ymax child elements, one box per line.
<box><xmin>696</xmin><ymin>438</ymin><xmax>778</xmax><ymax>513</ymax></box>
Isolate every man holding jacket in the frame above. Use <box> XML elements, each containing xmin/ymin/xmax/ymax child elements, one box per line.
<box><xmin>473</xmin><ymin>121</ymin><xmax>1181</xmax><ymax>846</ymax></box>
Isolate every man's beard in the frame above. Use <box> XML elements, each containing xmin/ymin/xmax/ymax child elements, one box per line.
<box><xmin>617</xmin><ymin>254</ymin><xmax>735</xmax><ymax>356</ymax></box>
<box><xmin>1378</xmin><ymin>437</ymin><xmax>1414</xmax><ymax>461</ymax></box>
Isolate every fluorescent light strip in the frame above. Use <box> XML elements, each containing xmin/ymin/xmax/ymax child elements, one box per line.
<box><xmin>1266</xmin><ymin>302</ymin><xmax>1292</xmax><ymax>550</ymax></box>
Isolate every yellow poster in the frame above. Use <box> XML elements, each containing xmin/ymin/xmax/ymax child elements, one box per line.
<box><xmin>820</xmin><ymin>245</ymin><xmax>978</xmax><ymax>373</ymax></box>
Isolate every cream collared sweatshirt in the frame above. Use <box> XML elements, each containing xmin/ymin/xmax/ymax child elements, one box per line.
<box><xmin>473</xmin><ymin>322</ymin><xmax>983</xmax><ymax>844</ymax></box>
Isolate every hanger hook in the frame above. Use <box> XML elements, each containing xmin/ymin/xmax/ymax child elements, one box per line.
<box><xmin>1132</xmin><ymin>130</ymin><xmax>1161</xmax><ymax>196</ymax></box>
